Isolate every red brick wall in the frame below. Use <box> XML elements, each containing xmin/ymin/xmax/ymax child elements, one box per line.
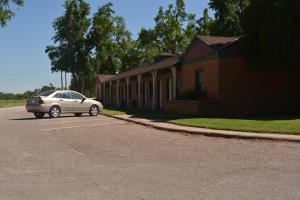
<box><xmin>182</xmin><ymin>39</ymin><xmax>214</xmax><ymax>61</ymax></box>
<box><xmin>163</xmin><ymin>100</ymin><xmax>200</xmax><ymax>115</ymax></box>
<box><xmin>179</xmin><ymin>59</ymin><xmax>219</xmax><ymax>100</ymax></box>
<box><xmin>218</xmin><ymin>58</ymin><xmax>300</xmax><ymax>116</ymax></box>
<box><xmin>163</xmin><ymin>100</ymin><xmax>220</xmax><ymax>116</ymax></box>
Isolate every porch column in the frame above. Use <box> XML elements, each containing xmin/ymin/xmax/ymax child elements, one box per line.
<box><xmin>151</xmin><ymin>71</ymin><xmax>158</xmax><ymax>111</ymax></box>
<box><xmin>109</xmin><ymin>81</ymin><xmax>112</xmax><ymax>105</ymax></box>
<box><xmin>103</xmin><ymin>83</ymin><xmax>106</xmax><ymax>105</ymax></box>
<box><xmin>126</xmin><ymin>77</ymin><xmax>130</xmax><ymax>108</ymax></box>
<box><xmin>116</xmin><ymin>80</ymin><xmax>120</xmax><ymax>107</ymax></box>
<box><xmin>170</xmin><ymin>67</ymin><xmax>177</xmax><ymax>100</ymax></box>
<box><xmin>137</xmin><ymin>75</ymin><xmax>142</xmax><ymax>110</ymax></box>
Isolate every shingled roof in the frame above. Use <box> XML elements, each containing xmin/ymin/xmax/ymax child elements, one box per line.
<box><xmin>198</xmin><ymin>35</ymin><xmax>240</xmax><ymax>51</ymax></box>
<box><xmin>100</xmin><ymin>55</ymin><xmax>180</xmax><ymax>83</ymax></box>
<box><xmin>97</xmin><ymin>75</ymin><xmax>115</xmax><ymax>83</ymax></box>
<box><xmin>98</xmin><ymin>35</ymin><xmax>241</xmax><ymax>83</ymax></box>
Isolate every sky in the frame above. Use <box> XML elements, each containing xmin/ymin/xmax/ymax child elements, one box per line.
<box><xmin>0</xmin><ymin>0</ymin><xmax>210</xmax><ymax>93</ymax></box>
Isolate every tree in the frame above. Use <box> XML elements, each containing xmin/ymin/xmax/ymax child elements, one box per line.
<box><xmin>46</xmin><ymin>0</ymin><xmax>92</xmax><ymax>94</ymax></box>
<box><xmin>45</xmin><ymin>45</ymin><xmax>68</xmax><ymax>89</ymax></box>
<box><xmin>137</xmin><ymin>0</ymin><xmax>197</xmax><ymax>62</ymax></box>
<box><xmin>136</xmin><ymin>28</ymin><xmax>160</xmax><ymax>64</ymax></box>
<box><xmin>153</xmin><ymin>0</ymin><xmax>197</xmax><ymax>54</ymax></box>
<box><xmin>89</xmin><ymin>3</ymin><xmax>139</xmax><ymax>74</ymax></box>
<box><xmin>197</xmin><ymin>8</ymin><xmax>215</xmax><ymax>36</ymax></box>
<box><xmin>0</xmin><ymin>0</ymin><xmax>24</xmax><ymax>27</ymax></box>
<box><xmin>209</xmin><ymin>0</ymin><xmax>249</xmax><ymax>36</ymax></box>
<box><xmin>33</xmin><ymin>83</ymin><xmax>58</xmax><ymax>94</ymax></box>
<box><xmin>241</xmin><ymin>0</ymin><xmax>300</xmax><ymax>68</ymax></box>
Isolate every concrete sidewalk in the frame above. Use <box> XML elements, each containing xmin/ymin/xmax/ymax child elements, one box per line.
<box><xmin>103</xmin><ymin>114</ymin><xmax>300</xmax><ymax>143</ymax></box>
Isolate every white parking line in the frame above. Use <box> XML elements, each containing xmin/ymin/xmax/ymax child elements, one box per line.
<box><xmin>42</xmin><ymin>122</ymin><xmax>126</xmax><ymax>131</ymax></box>
<box><xmin>42</xmin><ymin>118</ymin><xmax>109</xmax><ymax>124</ymax></box>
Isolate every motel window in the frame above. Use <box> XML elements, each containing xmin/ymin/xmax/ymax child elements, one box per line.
<box><xmin>195</xmin><ymin>70</ymin><xmax>205</xmax><ymax>92</ymax></box>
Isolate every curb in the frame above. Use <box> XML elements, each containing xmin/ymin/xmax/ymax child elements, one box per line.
<box><xmin>102</xmin><ymin>114</ymin><xmax>300</xmax><ymax>143</ymax></box>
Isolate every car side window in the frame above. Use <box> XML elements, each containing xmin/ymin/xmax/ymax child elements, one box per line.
<box><xmin>70</xmin><ymin>92</ymin><xmax>83</xmax><ymax>100</ymax></box>
<box><xmin>54</xmin><ymin>92</ymin><xmax>70</xmax><ymax>99</ymax></box>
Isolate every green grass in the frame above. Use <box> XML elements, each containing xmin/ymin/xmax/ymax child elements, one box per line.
<box><xmin>102</xmin><ymin>108</ymin><xmax>300</xmax><ymax>135</ymax></box>
<box><xmin>171</xmin><ymin>117</ymin><xmax>300</xmax><ymax>135</ymax></box>
<box><xmin>102</xmin><ymin>108</ymin><xmax>128</xmax><ymax>116</ymax></box>
<box><xmin>0</xmin><ymin>99</ymin><xmax>27</xmax><ymax>108</ymax></box>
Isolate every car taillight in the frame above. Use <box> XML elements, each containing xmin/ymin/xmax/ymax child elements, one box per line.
<box><xmin>39</xmin><ymin>98</ymin><xmax>44</xmax><ymax>104</ymax></box>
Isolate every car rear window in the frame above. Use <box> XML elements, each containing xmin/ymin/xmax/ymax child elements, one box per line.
<box><xmin>38</xmin><ymin>90</ymin><xmax>56</xmax><ymax>97</ymax></box>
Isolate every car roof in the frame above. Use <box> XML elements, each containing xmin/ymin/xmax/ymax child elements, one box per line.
<box><xmin>55</xmin><ymin>90</ymin><xmax>79</xmax><ymax>93</ymax></box>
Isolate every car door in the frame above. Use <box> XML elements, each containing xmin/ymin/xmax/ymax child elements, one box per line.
<box><xmin>70</xmin><ymin>92</ymin><xmax>89</xmax><ymax>112</ymax></box>
<box><xmin>53</xmin><ymin>92</ymin><xmax>73</xmax><ymax>112</ymax></box>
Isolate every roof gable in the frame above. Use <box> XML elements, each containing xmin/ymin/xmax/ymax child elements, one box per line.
<box><xmin>182</xmin><ymin>35</ymin><xmax>240</xmax><ymax>62</ymax></box>
<box><xmin>198</xmin><ymin>36</ymin><xmax>240</xmax><ymax>51</ymax></box>
<box><xmin>181</xmin><ymin>37</ymin><xmax>214</xmax><ymax>62</ymax></box>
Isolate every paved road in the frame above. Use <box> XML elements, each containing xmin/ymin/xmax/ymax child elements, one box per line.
<box><xmin>0</xmin><ymin>107</ymin><xmax>300</xmax><ymax>200</ymax></box>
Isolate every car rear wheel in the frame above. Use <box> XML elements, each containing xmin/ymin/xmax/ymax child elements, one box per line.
<box><xmin>89</xmin><ymin>105</ymin><xmax>99</xmax><ymax>116</ymax></box>
<box><xmin>74</xmin><ymin>113</ymin><xmax>82</xmax><ymax>117</ymax></box>
<box><xmin>49</xmin><ymin>106</ymin><xmax>61</xmax><ymax>118</ymax></box>
<box><xmin>34</xmin><ymin>113</ymin><xmax>45</xmax><ymax>119</ymax></box>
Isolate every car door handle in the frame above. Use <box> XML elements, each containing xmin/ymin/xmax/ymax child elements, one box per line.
<box><xmin>73</xmin><ymin>101</ymin><xmax>78</xmax><ymax>102</ymax></box>
<box><xmin>59</xmin><ymin>99</ymin><xmax>64</xmax><ymax>102</ymax></box>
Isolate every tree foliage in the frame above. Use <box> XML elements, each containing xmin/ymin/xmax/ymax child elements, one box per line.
<box><xmin>46</xmin><ymin>0</ymin><xmax>91</xmax><ymax>94</ymax></box>
<box><xmin>241</xmin><ymin>0</ymin><xmax>300</xmax><ymax>68</ymax></box>
<box><xmin>0</xmin><ymin>0</ymin><xmax>24</xmax><ymax>27</ymax></box>
<box><xmin>89</xmin><ymin>3</ymin><xmax>139</xmax><ymax>74</ymax></box>
<box><xmin>136</xmin><ymin>0</ymin><xmax>197</xmax><ymax>64</ymax></box>
<box><xmin>209</xmin><ymin>0</ymin><xmax>249</xmax><ymax>36</ymax></box>
<box><xmin>197</xmin><ymin>8</ymin><xmax>215</xmax><ymax>36</ymax></box>
<box><xmin>136</xmin><ymin>28</ymin><xmax>160</xmax><ymax>64</ymax></box>
<box><xmin>153</xmin><ymin>0</ymin><xmax>197</xmax><ymax>54</ymax></box>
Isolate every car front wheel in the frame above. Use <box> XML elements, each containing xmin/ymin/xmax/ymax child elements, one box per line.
<box><xmin>49</xmin><ymin>106</ymin><xmax>61</xmax><ymax>118</ymax></box>
<box><xmin>89</xmin><ymin>105</ymin><xmax>99</xmax><ymax>116</ymax></box>
<box><xmin>34</xmin><ymin>113</ymin><xmax>45</xmax><ymax>118</ymax></box>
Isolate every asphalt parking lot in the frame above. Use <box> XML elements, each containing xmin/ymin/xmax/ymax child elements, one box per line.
<box><xmin>0</xmin><ymin>107</ymin><xmax>300</xmax><ymax>200</ymax></box>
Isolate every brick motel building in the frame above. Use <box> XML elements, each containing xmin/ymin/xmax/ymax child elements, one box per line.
<box><xmin>96</xmin><ymin>36</ymin><xmax>300</xmax><ymax>116</ymax></box>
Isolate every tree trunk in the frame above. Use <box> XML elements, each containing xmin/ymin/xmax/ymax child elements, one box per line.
<box><xmin>79</xmin><ymin>78</ymin><xmax>85</xmax><ymax>94</ymax></box>
<box><xmin>65</xmin><ymin>72</ymin><xmax>67</xmax><ymax>90</ymax></box>
<box><xmin>60</xmin><ymin>71</ymin><xmax>64</xmax><ymax>90</ymax></box>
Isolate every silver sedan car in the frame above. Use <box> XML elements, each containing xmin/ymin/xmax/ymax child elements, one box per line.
<box><xmin>26</xmin><ymin>90</ymin><xmax>103</xmax><ymax>118</ymax></box>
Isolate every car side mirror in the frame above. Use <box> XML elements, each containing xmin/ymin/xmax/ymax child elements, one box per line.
<box><xmin>81</xmin><ymin>97</ymin><xmax>86</xmax><ymax>103</ymax></box>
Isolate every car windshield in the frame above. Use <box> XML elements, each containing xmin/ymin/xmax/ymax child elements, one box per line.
<box><xmin>38</xmin><ymin>90</ymin><xmax>56</xmax><ymax>97</ymax></box>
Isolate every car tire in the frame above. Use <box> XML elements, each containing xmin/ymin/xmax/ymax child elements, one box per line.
<box><xmin>74</xmin><ymin>113</ymin><xmax>82</xmax><ymax>117</ymax></box>
<box><xmin>89</xmin><ymin>105</ymin><xmax>99</xmax><ymax>116</ymax></box>
<box><xmin>34</xmin><ymin>113</ymin><xmax>45</xmax><ymax>119</ymax></box>
<box><xmin>49</xmin><ymin>106</ymin><xmax>61</xmax><ymax>118</ymax></box>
